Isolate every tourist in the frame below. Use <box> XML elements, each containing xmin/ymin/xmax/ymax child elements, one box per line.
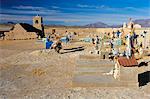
<box><xmin>55</xmin><ymin>40</ymin><xmax>62</xmax><ymax>53</ymax></box>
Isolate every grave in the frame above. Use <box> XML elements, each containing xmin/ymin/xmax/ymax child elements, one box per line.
<box><xmin>73</xmin><ymin>55</ymin><xmax>140</xmax><ymax>87</ymax></box>
<box><xmin>73</xmin><ymin>54</ymin><xmax>119</xmax><ymax>87</ymax></box>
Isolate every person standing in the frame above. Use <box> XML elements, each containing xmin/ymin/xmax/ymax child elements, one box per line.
<box><xmin>95</xmin><ymin>35</ymin><xmax>100</xmax><ymax>54</ymax></box>
<box><xmin>110</xmin><ymin>39</ymin><xmax>114</xmax><ymax>49</ymax></box>
<box><xmin>92</xmin><ymin>38</ymin><xmax>95</xmax><ymax>44</ymax></box>
<box><xmin>126</xmin><ymin>33</ymin><xmax>132</xmax><ymax>58</ymax></box>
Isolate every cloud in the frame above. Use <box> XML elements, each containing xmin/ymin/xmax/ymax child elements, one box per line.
<box><xmin>51</xmin><ymin>6</ymin><xmax>59</xmax><ymax>9</ymax></box>
<box><xmin>1</xmin><ymin>12</ymin><xmax>149</xmax><ymax>25</ymax></box>
<box><xmin>10</xmin><ymin>5</ymin><xmax>60</xmax><ymax>15</ymax></box>
<box><xmin>1</xmin><ymin>7</ymin><xmax>60</xmax><ymax>15</ymax></box>
<box><xmin>12</xmin><ymin>5</ymin><xmax>46</xmax><ymax>10</ymax></box>
<box><xmin>0</xmin><ymin>14</ymin><xmax>80</xmax><ymax>23</ymax></box>
<box><xmin>77</xmin><ymin>4</ymin><xmax>108</xmax><ymax>9</ymax></box>
<box><xmin>76</xmin><ymin>4</ymin><xmax>150</xmax><ymax>14</ymax></box>
<box><xmin>77</xmin><ymin>4</ymin><xmax>91</xmax><ymax>8</ymax></box>
<box><xmin>0</xmin><ymin>14</ymin><xmax>32</xmax><ymax>21</ymax></box>
<box><xmin>45</xmin><ymin>17</ymin><xmax>80</xmax><ymax>22</ymax></box>
<box><xmin>1</xmin><ymin>5</ymin><xmax>150</xmax><ymax>25</ymax></box>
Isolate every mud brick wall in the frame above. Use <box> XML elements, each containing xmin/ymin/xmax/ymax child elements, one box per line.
<box><xmin>4</xmin><ymin>31</ymin><xmax>37</xmax><ymax>40</ymax></box>
<box><xmin>119</xmin><ymin>66</ymin><xmax>139</xmax><ymax>87</ymax></box>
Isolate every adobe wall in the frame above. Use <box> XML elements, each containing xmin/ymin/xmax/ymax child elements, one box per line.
<box><xmin>3</xmin><ymin>26</ymin><xmax>150</xmax><ymax>40</ymax></box>
<box><xmin>119</xmin><ymin>66</ymin><xmax>139</xmax><ymax>87</ymax></box>
<box><xmin>44</xmin><ymin>27</ymin><xmax>150</xmax><ymax>37</ymax></box>
<box><xmin>44</xmin><ymin>27</ymin><xmax>97</xmax><ymax>37</ymax></box>
<box><xmin>4</xmin><ymin>31</ymin><xmax>37</xmax><ymax>40</ymax></box>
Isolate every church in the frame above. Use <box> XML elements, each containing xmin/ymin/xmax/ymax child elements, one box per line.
<box><xmin>4</xmin><ymin>15</ymin><xmax>45</xmax><ymax>40</ymax></box>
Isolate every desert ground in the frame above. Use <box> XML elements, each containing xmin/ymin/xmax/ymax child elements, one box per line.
<box><xmin>0</xmin><ymin>40</ymin><xmax>150</xmax><ymax>99</ymax></box>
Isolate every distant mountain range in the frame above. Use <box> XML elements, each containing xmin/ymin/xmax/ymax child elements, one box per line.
<box><xmin>83</xmin><ymin>19</ymin><xmax>150</xmax><ymax>28</ymax></box>
<box><xmin>84</xmin><ymin>22</ymin><xmax>109</xmax><ymax>28</ymax></box>
<box><xmin>1</xmin><ymin>19</ymin><xmax>150</xmax><ymax>28</ymax></box>
<box><xmin>133</xmin><ymin>19</ymin><xmax>150</xmax><ymax>27</ymax></box>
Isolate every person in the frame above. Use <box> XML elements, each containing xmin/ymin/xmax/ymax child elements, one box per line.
<box><xmin>66</xmin><ymin>35</ymin><xmax>69</xmax><ymax>44</ymax></box>
<box><xmin>112</xmin><ymin>31</ymin><xmax>115</xmax><ymax>38</ymax></box>
<box><xmin>92</xmin><ymin>38</ymin><xmax>95</xmax><ymax>44</ymax></box>
<box><xmin>55</xmin><ymin>40</ymin><xmax>62</xmax><ymax>53</ymax></box>
<box><xmin>65</xmin><ymin>31</ymin><xmax>69</xmax><ymax>44</ymax></box>
<box><xmin>125</xmin><ymin>33</ymin><xmax>132</xmax><ymax>58</ymax></box>
<box><xmin>95</xmin><ymin>36</ymin><xmax>99</xmax><ymax>47</ymax></box>
<box><xmin>95</xmin><ymin>35</ymin><xmax>100</xmax><ymax>45</ymax></box>
<box><xmin>95</xmin><ymin>35</ymin><xmax>100</xmax><ymax>54</ymax></box>
<box><xmin>116</xmin><ymin>30</ymin><xmax>120</xmax><ymax>38</ymax></box>
<box><xmin>110</xmin><ymin>39</ymin><xmax>114</xmax><ymax>49</ymax></box>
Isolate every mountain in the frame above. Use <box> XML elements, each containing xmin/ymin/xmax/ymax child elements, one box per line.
<box><xmin>109</xmin><ymin>24</ymin><xmax>122</xmax><ymax>28</ymax></box>
<box><xmin>84</xmin><ymin>19</ymin><xmax>150</xmax><ymax>28</ymax></box>
<box><xmin>84</xmin><ymin>22</ymin><xmax>122</xmax><ymax>28</ymax></box>
<box><xmin>133</xmin><ymin>19</ymin><xmax>150</xmax><ymax>27</ymax></box>
<box><xmin>84</xmin><ymin>22</ymin><xmax>109</xmax><ymax>28</ymax></box>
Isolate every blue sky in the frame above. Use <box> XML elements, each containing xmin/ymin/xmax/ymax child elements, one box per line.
<box><xmin>0</xmin><ymin>0</ymin><xmax>150</xmax><ymax>25</ymax></box>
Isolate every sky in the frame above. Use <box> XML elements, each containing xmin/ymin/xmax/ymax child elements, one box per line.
<box><xmin>0</xmin><ymin>0</ymin><xmax>150</xmax><ymax>26</ymax></box>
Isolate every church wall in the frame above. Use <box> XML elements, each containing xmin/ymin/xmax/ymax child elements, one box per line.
<box><xmin>4</xmin><ymin>30</ymin><xmax>37</xmax><ymax>40</ymax></box>
<box><xmin>12</xmin><ymin>24</ymin><xmax>27</xmax><ymax>33</ymax></box>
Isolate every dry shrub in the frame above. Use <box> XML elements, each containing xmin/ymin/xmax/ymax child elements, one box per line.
<box><xmin>32</xmin><ymin>68</ymin><xmax>46</xmax><ymax>76</ymax></box>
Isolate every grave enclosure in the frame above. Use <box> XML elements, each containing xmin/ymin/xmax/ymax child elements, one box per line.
<box><xmin>73</xmin><ymin>54</ymin><xmax>141</xmax><ymax>87</ymax></box>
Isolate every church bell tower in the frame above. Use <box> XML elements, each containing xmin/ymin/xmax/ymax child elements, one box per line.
<box><xmin>33</xmin><ymin>15</ymin><xmax>45</xmax><ymax>38</ymax></box>
<box><xmin>33</xmin><ymin>15</ymin><xmax>43</xmax><ymax>30</ymax></box>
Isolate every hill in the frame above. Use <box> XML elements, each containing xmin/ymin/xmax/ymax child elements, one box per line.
<box><xmin>84</xmin><ymin>22</ymin><xmax>109</xmax><ymax>28</ymax></box>
<box><xmin>133</xmin><ymin>19</ymin><xmax>150</xmax><ymax>27</ymax></box>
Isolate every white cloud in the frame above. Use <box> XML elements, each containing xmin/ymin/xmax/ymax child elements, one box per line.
<box><xmin>0</xmin><ymin>14</ymin><xmax>32</xmax><ymax>22</ymax></box>
<box><xmin>77</xmin><ymin>4</ymin><xmax>108</xmax><ymax>9</ymax></box>
<box><xmin>12</xmin><ymin>5</ymin><xmax>46</xmax><ymax>10</ymax></box>
<box><xmin>51</xmin><ymin>6</ymin><xmax>59</xmax><ymax>9</ymax></box>
<box><xmin>9</xmin><ymin>5</ymin><xmax>61</xmax><ymax>15</ymax></box>
<box><xmin>1</xmin><ymin>8</ymin><xmax>60</xmax><ymax>15</ymax></box>
<box><xmin>1</xmin><ymin>5</ymin><xmax>150</xmax><ymax>25</ymax></box>
<box><xmin>76</xmin><ymin>4</ymin><xmax>150</xmax><ymax>14</ymax></box>
<box><xmin>1</xmin><ymin>12</ymin><xmax>149</xmax><ymax>25</ymax></box>
<box><xmin>77</xmin><ymin>4</ymin><xmax>91</xmax><ymax>8</ymax></box>
<box><xmin>0</xmin><ymin>14</ymin><xmax>80</xmax><ymax>23</ymax></box>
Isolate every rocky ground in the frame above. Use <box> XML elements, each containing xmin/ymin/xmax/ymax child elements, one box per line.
<box><xmin>0</xmin><ymin>40</ymin><xmax>150</xmax><ymax>99</ymax></box>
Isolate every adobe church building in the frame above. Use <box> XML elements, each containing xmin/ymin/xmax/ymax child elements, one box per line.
<box><xmin>4</xmin><ymin>15</ymin><xmax>45</xmax><ymax>40</ymax></box>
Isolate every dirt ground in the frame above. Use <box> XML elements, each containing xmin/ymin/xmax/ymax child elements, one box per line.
<box><xmin>0</xmin><ymin>40</ymin><xmax>150</xmax><ymax>99</ymax></box>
